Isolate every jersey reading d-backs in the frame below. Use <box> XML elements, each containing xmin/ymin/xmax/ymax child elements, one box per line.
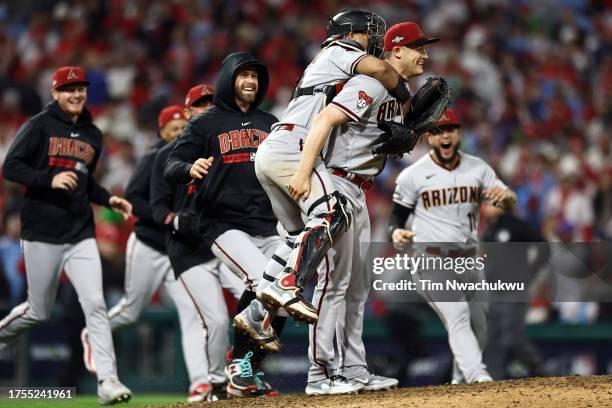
<box><xmin>324</xmin><ymin>75</ymin><xmax>403</xmax><ymax>176</ymax></box>
<box><xmin>165</xmin><ymin>52</ymin><xmax>278</xmax><ymax>246</ymax></box>
<box><xmin>393</xmin><ymin>153</ymin><xmax>507</xmax><ymax>243</ymax></box>
<box><xmin>2</xmin><ymin>101</ymin><xmax>110</xmax><ymax>243</ymax></box>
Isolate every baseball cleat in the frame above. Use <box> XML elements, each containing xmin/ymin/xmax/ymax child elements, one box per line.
<box><xmin>260</xmin><ymin>271</ymin><xmax>318</xmax><ymax>324</ymax></box>
<box><xmin>476</xmin><ymin>375</ymin><xmax>493</xmax><ymax>383</ymax></box>
<box><xmin>255</xmin><ymin>371</ymin><xmax>280</xmax><ymax>397</ymax></box>
<box><xmin>305</xmin><ymin>375</ymin><xmax>364</xmax><ymax>395</ymax></box>
<box><xmin>207</xmin><ymin>382</ymin><xmax>229</xmax><ymax>401</ymax></box>
<box><xmin>225</xmin><ymin>351</ymin><xmax>262</xmax><ymax>398</ymax></box>
<box><xmin>233</xmin><ymin>300</ymin><xmax>281</xmax><ymax>353</ymax></box>
<box><xmin>349</xmin><ymin>372</ymin><xmax>399</xmax><ymax>391</ymax></box>
<box><xmin>81</xmin><ymin>328</ymin><xmax>96</xmax><ymax>374</ymax></box>
<box><xmin>97</xmin><ymin>377</ymin><xmax>132</xmax><ymax>405</ymax></box>
<box><xmin>187</xmin><ymin>383</ymin><xmax>212</xmax><ymax>402</ymax></box>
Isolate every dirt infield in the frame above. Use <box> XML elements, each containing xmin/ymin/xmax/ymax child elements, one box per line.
<box><xmin>152</xmin><ymin>375</ymin><xmax>612</xmax><ymax>408</ymax></box>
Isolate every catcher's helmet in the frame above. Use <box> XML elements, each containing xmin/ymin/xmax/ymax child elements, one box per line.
<box><xmin>325</xmin><ymin>9</ymin><xmax>386</xmax><ymax>58</ymax></box>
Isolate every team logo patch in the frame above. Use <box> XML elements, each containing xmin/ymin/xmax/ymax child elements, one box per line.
<box><xmin>392</xmin><ymin>36</ymin><xmax>404</xmax><ymax>44</ymax></box>
<box><xmin>357</xmin><ymin>91</ymin><xmax>373</xmax><ymax>110</ymax></box>
<box><xmin>67</xmin><ymin>69</ymin><xmax>79</xmax><ymax>80</ymax></box>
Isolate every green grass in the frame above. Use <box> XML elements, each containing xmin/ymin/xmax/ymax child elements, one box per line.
<box><xmin>0</xmin><ymin>394</ymin><xmax>185</xmax><ymax>408</ymax></box>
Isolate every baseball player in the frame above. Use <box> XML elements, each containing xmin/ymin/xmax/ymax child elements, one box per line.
<box><xmin>80</xmin><ymin>103</ymin><xmax>231</xmax><ymax>402</ymax></box>
<box><xmin>275</xmin><ymin>21</ymin><xmax>437</xmax><ymax>394</ymax></box>
<box><xmin>165</xmin><ymin>53</ymin><xmax>285</xmax><ymax>398</ymax></box>
<box><xmin>0</xmin><ymin>66</ymin><xmax>133</xmax><ymax>405</ymax></box>
<box><xmin>150</xmin><ymin>84</ymin><xmax>244</xmax><ymax>401</ymax></box>
<box><xmin>234</xmin><ymin>10</ymin><xmax>413</xmax><ymax>345</ymax></box>
<box><xmin>389</xmin><ymin>107</ymin><xmax>517</xmax><ymax>384</ymax></box>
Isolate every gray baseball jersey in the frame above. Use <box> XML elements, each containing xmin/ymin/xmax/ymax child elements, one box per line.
<box><xmin>392</xmin><ymin>150</ymin><xmax>507</xmax><ymax>384</ymax></box>
<box><xmin>276</xmin><ymin>41</ymin><xmax>368</xmax><ymax>131</ymax></box>
<box><xmin>393</xmin><ymin>152</ymin><xmax>507</xmax><ymax>243</ymax></box>
<box><xmin>323</xmin><ymin>75</ymin><xmax>403</xmax><ymax>177</ymax></box>
<box><xmin>308</xmin><ymin>74</ymin><xmax>402</xmax><ymax>383</ymax></box>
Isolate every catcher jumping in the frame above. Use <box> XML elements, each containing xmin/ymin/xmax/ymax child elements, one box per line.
<box><xmin>235</xmin><ymin>20</ymin><xmax>452</xmax><ymax>394</ymax></box>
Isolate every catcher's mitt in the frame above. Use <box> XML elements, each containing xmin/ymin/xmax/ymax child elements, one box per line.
<box><xmin>371</xmin><ymin>77</ymin><xmax>453</xmax><ymax>156</ymax></box>
<box><xmin>405</xmin><ymin>76</ymin><xmax>453</xmax><ymax>134</ymax></box>
<box><xmin>372</xmin><ymin>121</ymin><xmax>419</xmax><ymax>156</ymax></box>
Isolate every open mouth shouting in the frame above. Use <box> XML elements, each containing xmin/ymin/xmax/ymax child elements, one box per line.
<box><xmin>440</xmin><ymin>141</ymin><xmax>454</xmax><ymax>157</ymax></box>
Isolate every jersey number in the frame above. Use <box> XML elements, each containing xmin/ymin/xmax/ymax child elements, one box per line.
<box><xmin>467</xmin><ymin>212</ymin><xmax>476</xmax><ymax>232</ymax></box>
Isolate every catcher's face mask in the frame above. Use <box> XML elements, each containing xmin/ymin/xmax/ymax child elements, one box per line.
<box><xmin>366</xmin><ymin>12</ymin><xmax>386</xmax><ymax>58</ymax></box>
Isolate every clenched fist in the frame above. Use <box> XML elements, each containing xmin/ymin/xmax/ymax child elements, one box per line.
<box><xmin>190</xmin><ymin>157</ymin><xmax>214</xmax><ymax>180</ymax></box>
<box><xmin>109</xmin><ymin>196</ymin><xmax>133</xmax><ymax>220</ymax></box>
<box><xmin>51</xmin><ymin>171</ymin><xmax>78</xmax><ymax>190</ymax></box>
<box><xmin>391</xmin><ymin>228</ymin><xmax>416</xmax><ymax>251</ymax></box>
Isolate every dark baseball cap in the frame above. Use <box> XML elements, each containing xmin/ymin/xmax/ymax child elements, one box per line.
<box><xmin>384</xmin><ymin>22</ymin><xmax>439</xmax><ymax>52</ymax></box>
<box><xmin>185</xmin><ymin>84</ymin><xmax>215</xmax><ymax>108</ymax></box>
<box><xmin>52</xmin><ymin>66</ymin><xmax>90</xmax><ymax>90</ymax></box>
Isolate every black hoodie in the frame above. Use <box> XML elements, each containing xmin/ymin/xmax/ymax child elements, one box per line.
<box><xmin>165</xmin><ymin>52</ymin><xmax>278</xmax><ymax>245</ymax></box>
<box><xmin>3</xmin><ymin>101</ymin><xmax>111</xmax><ymax>244</ymax></box>
<box><xmin>151</xmin><ymin>139</ymin><xmax>215</xmax><ymax>276</ymax></box>
<box><xmin>124</xmin><ymin>139</ymin><xmax>167</xmax><ymax>252</ymax></box>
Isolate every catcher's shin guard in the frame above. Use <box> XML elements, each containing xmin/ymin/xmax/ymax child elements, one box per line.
<box><xmin>260</xmin><ymin>192</ymin><xmax>351</xmax><ymax>324</ymax></box>
<box><xmin>293</xmin><ymin>191</ymin><xmax>352</xmax><ymax>288</ymax></box>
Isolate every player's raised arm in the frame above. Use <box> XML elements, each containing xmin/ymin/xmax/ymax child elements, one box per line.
<box><xmin>354</xmin><ymin>57</ymin><xmax>409</xmax><ymax>104</ymax></box>
<box><xmin>288</xmin><ymin>106</ymin><xmax>350</xmax><ymax>201</ymax></box>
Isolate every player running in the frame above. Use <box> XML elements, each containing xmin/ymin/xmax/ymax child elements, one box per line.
<box><xmin>165</xmin><ymin>53</ymin><xmax>285</xmax><ymax>398</ymax></box>
<box><xmin>150</xmin><ymin>84</ymin><xmax>244</xmax><ymax>401</ymax></box>
<box><xmin>0</xmin><ymin>66</ymin><xmax>133</xmax><ymax>405</ymax></box>
<box><xmin>389</xmin><ymin>107</ymin><xmax>517</xmax><ymax>384</ymax></box>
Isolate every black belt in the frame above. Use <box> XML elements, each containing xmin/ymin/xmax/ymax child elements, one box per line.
<box><xmin>425</xmin><ymin>246</ymin><xmax>477</xmax><ymax>258</ymax></box>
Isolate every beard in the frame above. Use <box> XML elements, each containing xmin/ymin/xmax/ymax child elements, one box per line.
<box><xmin>432</xmin><ymin>143</ymin><xmax>459</xmax><ymax>164</ymax></box>
<box><xmin>235</xmin><ymin>86</ymin><xmax>257</xmax><ymax>104</ymax></box>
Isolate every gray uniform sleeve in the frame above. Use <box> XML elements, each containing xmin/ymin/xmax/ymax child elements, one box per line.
<box><xmin>481</xmin><ymin>160</ymin><xmax>507</xmax><ymax>190</ymax></box>
<box><xmin>393</xmin><ymin>168</ymin><xmax>418</xmax><ymax>209</ymax></box>
<box><xmin>330</xmin><ymin>46</ymin><xmax>369</xmax><ymax>75</ymax></box>
<box><xmin>329</xmin><ymin>76</ymin><xmax>386</xmax><ymax>122</ymax></box>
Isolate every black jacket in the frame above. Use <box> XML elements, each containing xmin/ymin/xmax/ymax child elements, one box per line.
<box><xmin>125</xmin><ymin>139</ymin><xmax>167</xmax><ymax>253</ymax></box>
<box><xmin>151</xmin><ymin>140</ymin><xmax>215</xmax><ymax>276</ymax></box>
<box><xmin>165</xmin><ymin>52</ymin><xmax>278</xmax><ymax>246</ymax></box>
<box><xmin>3</xmin><ymin>101</ymin><xmax>111</xmax><ymax>244</ymax></box>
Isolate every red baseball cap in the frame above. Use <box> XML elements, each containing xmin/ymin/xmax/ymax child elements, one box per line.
<box><xmin>185</xmin><ymin>84</ymin><xmax>215</xmax><ymax>108</ymax></box>
<box><xmin>158</xmin><ymin>105</ymin><xmax>186</xmax><ymax>129</ymax></box>
<box><xmin>384</xmin><ymin>22</ymin><xmax>439</xmax><ymax>52</ymax></box>
<box><xmin>52</xmin><ymin>66</ymin><xmax>90</xmax><ymax>90</ymax></box>
<box><xmin>437</xmin><ymin>108</ymin><xmax>461</xmax><ymax>127</ymax></box>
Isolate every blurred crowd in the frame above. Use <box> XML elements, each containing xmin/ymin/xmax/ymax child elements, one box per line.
<box><xmin>0</xmin><ymin>0</ymin><xmax>610</xmax><ymax>321</ymax></box>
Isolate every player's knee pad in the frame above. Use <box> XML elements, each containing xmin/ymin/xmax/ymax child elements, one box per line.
<box><xmin>293</xmin><ymin>191</ymin><xmax>352</xmax><ymax>288</ymax></box>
